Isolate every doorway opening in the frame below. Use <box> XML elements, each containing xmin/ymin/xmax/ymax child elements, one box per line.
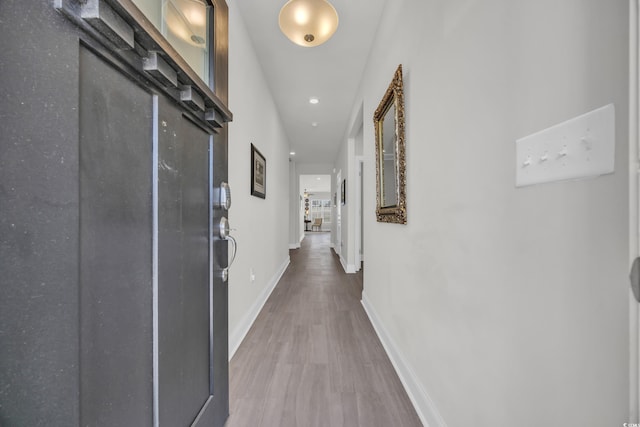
<box><xmin>299</xmin><ymin>174</ymin><xmax>332</xmax><ymax>233</ymax></box>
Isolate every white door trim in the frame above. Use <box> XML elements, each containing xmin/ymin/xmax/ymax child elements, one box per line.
<box><xmin>335</xmin><ymin>170</ymin><xmax>342</xmax><ymax>257</ymax></box>
<box><xmin>355</xmin><ymin>156</ymin><xmax>364</xmax><ymax>270</ymax></box>
<box><xmin>629</xmin><ymin>0</ymin><xmax>640</xmax><ymax>420</ymax></box>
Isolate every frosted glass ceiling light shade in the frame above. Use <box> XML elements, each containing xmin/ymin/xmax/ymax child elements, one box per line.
<box><xmin>163</xmin><ymin>0</ymin><xmax>207</xmax><ymax>48</ymax></box>
<box><xmin>279</xmin><ymin>0</ymin><xmax>339</xmax><ymax>47</ymax></box>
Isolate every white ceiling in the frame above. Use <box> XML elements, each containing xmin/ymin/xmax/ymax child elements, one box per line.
<box><xmin>300</xmin><ymin>174</ymin><xmax>331</xmax><ymax>194</ymax></box>
<box><xmin>234</xmin><ymin>0</ymin><xmax>386</xmax><ymax>164</ymax></box>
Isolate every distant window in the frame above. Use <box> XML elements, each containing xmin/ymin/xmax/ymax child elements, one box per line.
<box><xmin>310</xmin><ymin>199</ymin><xmax>331</xmax><ymax>225</ymax></box>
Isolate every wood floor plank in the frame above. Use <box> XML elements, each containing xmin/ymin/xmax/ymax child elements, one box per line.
<box><xmin>225</xmin><ymin>232</ymin><xmax>422</xmax><ymax>427</ymax></box>
<box><xmin>327</xmin><ymin>391</ymin><xmax>359</xmax><ymax>427</ymax></box>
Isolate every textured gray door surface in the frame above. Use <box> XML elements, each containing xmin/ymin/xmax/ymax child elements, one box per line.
<box><xmin>157</xmin><ymin>97</ymin><xmax>220</xmax><ymax>426</ymax></box>
<box><xmin>79</xmin><ymin>45</ymin><xmax>154</xmax><ymax>426</ymax></box>
<box><xmin>0</xmin><ymin>1</ymin><xmax>229</xmax><ymax>425</ymax></box>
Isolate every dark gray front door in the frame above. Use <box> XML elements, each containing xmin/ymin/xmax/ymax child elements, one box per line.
<box><xmin>0</xmin><ymin>1</ymin><xmax>230</xmax><ymax>425</ymax></box>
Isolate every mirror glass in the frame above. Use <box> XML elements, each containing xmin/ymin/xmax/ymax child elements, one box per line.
<box><xmin>373</xmin><ymin>65</ymin><xmax>406</xmax><ymax>224</ymax></box>
<box><xmin>380</xmin><ymin>103</ymin><xmax>397</xmax><ymax>207</ymax></box>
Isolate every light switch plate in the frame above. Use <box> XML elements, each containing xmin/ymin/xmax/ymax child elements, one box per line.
<box><xmin>516</xmin><ymin>104</ymin><xmax>615</xmax><ymax>187</ymax></box>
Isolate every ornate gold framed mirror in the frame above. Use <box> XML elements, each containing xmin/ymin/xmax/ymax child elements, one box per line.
<box><xmin>374</xmin><ymin>64</ymin><xmax>406</xmax><ymax>224</ymax></box>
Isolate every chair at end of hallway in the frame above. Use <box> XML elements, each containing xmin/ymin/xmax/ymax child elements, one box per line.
<box><xmin>311</xmin><ymin>218</ymin><xmax>322</xmax><ymax>231</ymax></box>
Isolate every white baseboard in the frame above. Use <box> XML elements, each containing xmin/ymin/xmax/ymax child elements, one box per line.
<box><xmin>339</xmin><ymin>255</ymin><xmax>357</xmax><ymax>274</ymax></box>
<box><xmin>229</xmin><ymin>257</ymin><xmax>290</xmax><ymax>360</ymax></box>
<box><xmin>289</xmin><ymin>243</ymin><xmax>300</xmax><ymax>249</ymax></box>
<box><xmin>361</xmin><ymin>293</ymin><xmax>447</xmax><ymax>427</ymax></box>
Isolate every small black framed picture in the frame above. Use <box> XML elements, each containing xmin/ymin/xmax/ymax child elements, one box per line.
<box><xmin>341</xmin><ymin>179</ymin><xmax>346</xmax><ymax>205</ymax></box>
<box><xmin>251</xmin><ymin>143</ymin><xmax>266</xmax><ymax>199</ymax></box>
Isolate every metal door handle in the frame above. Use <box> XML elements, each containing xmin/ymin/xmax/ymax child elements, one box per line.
<box><xmin>218</xmin><ymin>216</ymin><xmax>237</xmax><ymax>282</ymax></box>
<box><xmin>225</xmin><ymin>235</ymin><xmax>237</xmax><ymax>269</ymax></box>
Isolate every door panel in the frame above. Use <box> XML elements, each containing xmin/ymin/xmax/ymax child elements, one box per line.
<box><xmin>79</xmin><ymin>45</ymin><xmax>154</xmax><ymax>426</ymax></box>
<box><xmin>157</xmin><ymin>97</ymin><xmax>214</xmax><ymax>426</ymax></box>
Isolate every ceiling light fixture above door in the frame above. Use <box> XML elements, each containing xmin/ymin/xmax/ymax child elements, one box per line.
<box><xmin>278</xmin><ymin>0</ymin><xmax>339</xmax><ymax>47</ymax></box>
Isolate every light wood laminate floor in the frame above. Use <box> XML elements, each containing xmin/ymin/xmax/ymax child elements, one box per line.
<box><xmin>225</xmin><ymin>232</ymin><xmax>422</xmax><ymax>427</ymax></box>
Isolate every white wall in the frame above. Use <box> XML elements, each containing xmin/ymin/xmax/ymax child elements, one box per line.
<box><xmin>353</xmin><ymin>1</ymin><xmax>630</xmax><ymax>426</ymax></box>
<box><xmin>355</xmin><ymin>123</ymin><xmax>363</xmax><ymax>156</ymax></box>
<box><xmin>227</xmin><ymin>2</ymin><xmax>291</xmax><ymax>358</ymax></box>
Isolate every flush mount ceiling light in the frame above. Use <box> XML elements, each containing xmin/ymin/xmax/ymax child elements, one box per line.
<box><xmin>309</xmin><ymin>97</ymin><xmax>319</xmax><ymax>104</ymax></box>
<box><xmin>279</xmin><ymin>0</ymin><xmax>339</xmax><ymax>47</ymax></box>
<box><xmin>163</xmin><ymin>0</ymin><xmax>207</xmax><ymax>48</ymax></box>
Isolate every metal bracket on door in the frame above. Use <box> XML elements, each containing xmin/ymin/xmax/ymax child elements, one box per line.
<box><xmin>630</xmin><ymin>257</ymin><xmax>640</xmax><ymax>303</ymax></box>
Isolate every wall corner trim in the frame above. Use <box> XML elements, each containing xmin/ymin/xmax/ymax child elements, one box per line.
<box><xmin>361</xmin><ymin>293</ymin><xmax>448</xmax><ymax>427</ymax></box>
<box><xmin>229</xmin><ymin>256</ymin><xmax>290</xmax><ymax>360</ymax></box>
<box><xmin>339</xmin><ymin>255</ymin><xmax>357</xmax><ymax>274</ymax></box>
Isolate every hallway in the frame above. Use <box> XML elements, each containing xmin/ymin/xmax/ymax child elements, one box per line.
<box><xmin>226</xmin><ymin>232</ymin><xmax>422</xmax><ymax>427</ymax></box>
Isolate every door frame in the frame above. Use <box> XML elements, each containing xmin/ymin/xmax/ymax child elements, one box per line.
<box><xmin>355</xmin><ymin>156</ymin><xmax>364</xmax><ymax>270</ymax></box>
<box><xmin>629</xmin><ymin>0</ymin><xmax>640</xmax><ymax>421</ymax></box>
<box><xmin>335</xmin><ymin>170</ymin><xmax>342</xmax><ymax>256</ymax></box>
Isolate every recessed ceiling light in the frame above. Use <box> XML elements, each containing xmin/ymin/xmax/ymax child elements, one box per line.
<box><xmin>311</xmin><ymin>122</ymin><xmax>318</xmax><ymax>127</ymax></box>
<box><xmin>309</xmin><ymin>97</ymin><xmax>319</xmax><ymax>104</ymax></box>
<box><xmin>290</xmin><ymin>151</ymin><xmax>296</xmax><ymax>155</ymax></box>
<box><xmin>316</xmin><ymin>177</ymin><xmax>321</xmax><ymax>180</ymax></box>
